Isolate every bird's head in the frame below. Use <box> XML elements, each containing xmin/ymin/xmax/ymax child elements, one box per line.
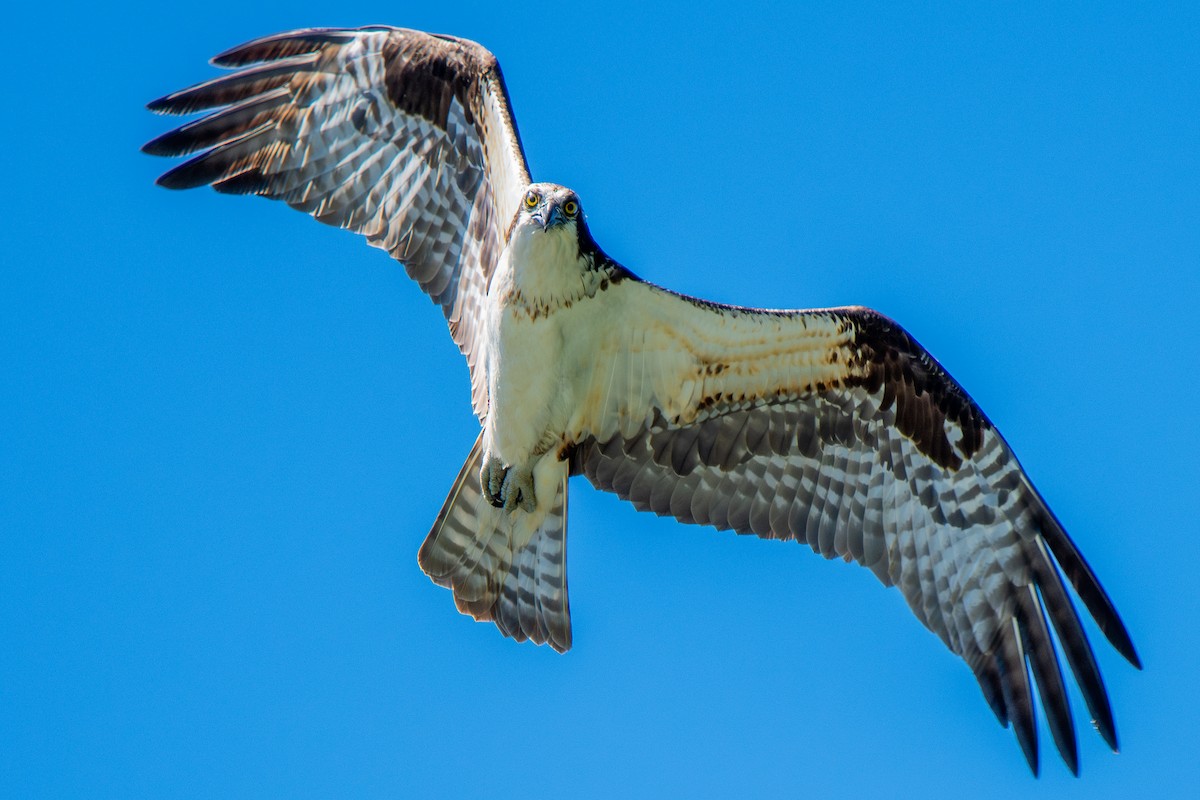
<box><xmin>514</xmin><ymin>183</ymin><xmax>584</xmax><ymax>238</ymax></box>
<box><xmin>507</xmin><ymin>181</ymin><xmax>624</xmax><ymax>288</ymax></box>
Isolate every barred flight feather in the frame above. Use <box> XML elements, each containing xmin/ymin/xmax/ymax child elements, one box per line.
<box><xmin>144</xmin><ymin>26</ymin><xmax>531</xmax><ymax>420</ymax></box>
<box><xmin>565</xmin><ymin>292</ymin><xmax>1139</xmax><ymax>776</ymax></box>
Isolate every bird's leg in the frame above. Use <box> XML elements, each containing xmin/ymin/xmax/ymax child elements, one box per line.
<box><xmin>480</xmin><ymin>455</ymin><xmax>537</xmax><ymax>513</ymax></box>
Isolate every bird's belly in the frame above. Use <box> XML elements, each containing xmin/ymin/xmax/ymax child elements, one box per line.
<box><xmin>486</xmin><ymin>309</ymin><xmax>565</xmax><ymax>464</ymax></box>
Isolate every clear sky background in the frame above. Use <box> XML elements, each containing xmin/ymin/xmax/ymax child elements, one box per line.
<box><xmin>3</xmin><ymin>2</ymin><xmax>1197</xmax><ymax>797</ymax></box>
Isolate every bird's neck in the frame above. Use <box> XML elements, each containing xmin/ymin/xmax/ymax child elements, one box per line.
<box><xmin>501</xmin><ymin>226</ymin><xmax>592</xmax><ymax>310</ymax></box>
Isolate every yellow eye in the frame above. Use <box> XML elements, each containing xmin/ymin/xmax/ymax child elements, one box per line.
<box><xmin>563</xmin><ymin>200</ymin><xmax>578</xmax><ymax>217</ymax></box>
<box><xmin>524</xmin><ymin>191</ymin><xmax>539</xmax><ymax>208</ymax></box>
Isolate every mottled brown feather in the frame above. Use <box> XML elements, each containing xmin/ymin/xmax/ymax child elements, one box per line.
<box><xmin>568</xmin><ymin>296</ymin><xmax>1138</xmax><ymax>774</ymax></box>
<box><xmin>144</xmin><ymin>26</ymin><xmax>532</xmax><ymax>420</ymax></box>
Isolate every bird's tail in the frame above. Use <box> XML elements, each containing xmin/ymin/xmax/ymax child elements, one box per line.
<box><xmin>417</xmin><ymin>433</ymin><xmax>572</xmax><ymax>652</ymax></box>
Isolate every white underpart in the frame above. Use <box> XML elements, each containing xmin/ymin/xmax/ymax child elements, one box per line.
<box><xmin>563</xmin><ymin>285</ymin><xmax>857</xmax><ymax>443</ymax></box>
<box><xmin>484</xmin><ymin>221</ymin><xmax>868</xmax><ymax>477</ymax></box>
<box><xmin>483</xmin><ymin>219</ymin><xmax>587</xmax><ymax>469</ymax></box>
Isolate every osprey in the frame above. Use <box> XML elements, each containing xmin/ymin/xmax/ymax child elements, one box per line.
<box><xmin>145</xmin><ymin>26</ymin><xmax>1140</xmax><ymax>775</ymax></box>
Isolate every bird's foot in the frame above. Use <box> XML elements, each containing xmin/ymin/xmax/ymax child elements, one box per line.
<box><xmin>480</xmin><ymin>455</ymin><xmax>537</xmax><ymax>513</ymax></box>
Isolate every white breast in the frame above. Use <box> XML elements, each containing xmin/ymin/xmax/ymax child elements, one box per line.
<box><xmin>482</xmin><ymin>225</ymin><xmax>586</xmax><ymax>464</ymax></box>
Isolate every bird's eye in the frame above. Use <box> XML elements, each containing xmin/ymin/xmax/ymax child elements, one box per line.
<box><xmin>563</xmin><ymin>200</ymin><xmax>578</xmax><ymax>217</ymax></box>
<box><xmin>524</xmin><ymin>191</ymin><xmax>539</xmax><ymax>208</ymax></box>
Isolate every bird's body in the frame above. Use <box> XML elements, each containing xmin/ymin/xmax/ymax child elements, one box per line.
<box><xmin>145</xmin><ymin>26</ymin><xmax>1140</xmax><ymax>776</ymax></box>
<box><xmin>482</xmin><ymin>189</ymin><xmax>593</xmax><ymax>489</ymax></box>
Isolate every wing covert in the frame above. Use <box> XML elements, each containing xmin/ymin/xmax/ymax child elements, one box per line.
<box><xmin>144</xmin><ymin>26</ymin><xmax>532</xmax><ymax>418</ymax></box>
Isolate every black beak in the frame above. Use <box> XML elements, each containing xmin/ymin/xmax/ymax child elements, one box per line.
<box><xmin>542</xmin><ymin>205</ymin><xmax>565</xmax><ymax>230</ymax></box>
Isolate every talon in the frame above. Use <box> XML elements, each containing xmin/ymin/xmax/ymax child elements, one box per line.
<box><xmin>481</xmin><ymin>456</ymin><xmax>507</xmax><ymax>508</ymax></box>
<box><xmin>481</xmin><ymin>455</ymin><xmax>537</xmax><ymax>512</ymax></box>
<box><xmin>501</xmin><ymin>464</ymin><xmax>537</xmax><ymax>512</ymax></box>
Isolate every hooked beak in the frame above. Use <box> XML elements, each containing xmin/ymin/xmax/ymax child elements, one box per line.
<box><xmin>540</xmin><ymin>204</ymin><xmax>566</xmax><ymax>231</ymax></box>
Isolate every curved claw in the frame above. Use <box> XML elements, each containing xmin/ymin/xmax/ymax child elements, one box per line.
<box><xmin>480</xmin><ymin>455</ymin><xmax>537</xmax><ymax>512</ymax></box>
<box><xmin>481</xmin><ymin>456</ymin><xmax>507</xmax><ymax>508</ymax></box>
<box><xmin>502</xmin><ymin>465</ymin><xmax>537</xmax><ymax>513</ymax></box>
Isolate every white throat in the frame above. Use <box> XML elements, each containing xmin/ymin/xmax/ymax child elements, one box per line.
<box><xmin>504</xmin><ymin>222</ymin><xmax>587</xmax><ymax>305</ymax></box>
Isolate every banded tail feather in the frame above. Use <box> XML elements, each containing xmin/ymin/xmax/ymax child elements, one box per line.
<box><xmin>418</xmin><ymin>434</ymin><xmax>572</xmax><ymax>653</ymax></box>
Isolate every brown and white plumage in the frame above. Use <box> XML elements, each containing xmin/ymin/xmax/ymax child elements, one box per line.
<box><xmin>419</xmin><ymin>432</ymin><xmax>572</xmax><ymax>653</ymax></box>
<box><xmin>144</xmin><ymin>26</ymin><xmax>528</xmax><ymax>419</ymax></box>
<box><xmin>145</xmin><ymin>25</ymin><xmax>1140</xmax><ymax>776</ymax></box>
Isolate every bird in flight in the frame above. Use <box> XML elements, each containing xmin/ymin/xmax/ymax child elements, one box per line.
<box><xmin>144</xmin><ymin>25</ymin><xmax>1140</xmax><ymax>775</ymax></box>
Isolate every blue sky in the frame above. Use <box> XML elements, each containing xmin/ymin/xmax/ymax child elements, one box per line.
<box><xmin>3</xmin><ymin>2</ymin><xmax>1197</xmax><ymax>797</ymax></box>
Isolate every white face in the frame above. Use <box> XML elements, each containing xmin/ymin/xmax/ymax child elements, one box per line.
<box><xmin>515</xmin><ymin>183</ymin><xmax>582</xmax><ymax>237</ymax></box>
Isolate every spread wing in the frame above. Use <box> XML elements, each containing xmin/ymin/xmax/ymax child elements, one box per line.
<box><xmin>143</xmin><ymin>26</ymin><xmax>532</xmax><ymax>418</ymax></box>
<box><xmin>566</xmin><ymin>280</ymin><xmax>1140</xmax><ymax>775</ymax></box>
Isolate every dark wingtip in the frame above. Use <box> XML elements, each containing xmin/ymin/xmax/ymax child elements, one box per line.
<box><xmin>1059</xmin><ymin>727</ymin><xmax>1080</xmax><ymax>776</ymax></box>
<box><xmin>1033</xmin><ymin>504</ymin><xmax>1142</xmax><ymax>670</ymax></box>
<box><xmin>211</xmin><ymin>28</ymin><xmax>360</xmax><ymax>67</ymax></box>
<box><xmin>211</xmin><ymin>43</ymin><xmax>263</xmax><ymax>68</ymax></box>
<box><xmin>146</xmin><ymin>91</ymin><xmax>201</xmax><ymax>116</ymax></box>
<box><xmin>1016</xmin><ymin>586</ymin><xmax>1080</xmax><ymax>776</ymax></box>
<box><xmin>210</xmin><ymin>32</ymin><xmax>282</xmax><ymax>67</ymax></box>
<box><xmin>146</xmin><ymin>95</ymin><xmax>175</xmax><ymax>115</ymax></box>
<box><xmin>1021</xmin><ymin>744</ymin><xmax>1041</xmax><ymax>778</ymax></box>
<box><xmin>141</xmin><ymin>131</ymin><xmax>176</xmax><ymax>157</ymax></box>
<box><xmin>1119</xmin><ymin>636</ymin><xmax>1143</xmax><ymax>671</ymax></box>
<box><xmin>1019</xmin><ymin>734</ymin><xmax>1040</xmax><ymax>778</ymax></box>
<box><xmin>1094</xmin><ymin>714</ymin><xmax>1120</xmax><ymax>753</ymax></box>
<box><xmin>154</xmin><ymin>160</ymin><xmax>211</xmax><ymax>191</ymax></box>
<box><xmin>153</xmin><ymin>173</ymin><xmax>191</xmax><ymax>191</ymax></box>
<box><xmin>1093</xmin><ymin>600</ymin><xmax>1141</xmax><ymax>669</ymax></box>
<box><xmin>211</xmin><ymin>47</ymin><xmax>249</xmax><ymax>68</ymax></box>
<box><xmin>992</xmin><ymin>619</ymin><xmax>1041</xmax><ymax>777</ymax></box>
